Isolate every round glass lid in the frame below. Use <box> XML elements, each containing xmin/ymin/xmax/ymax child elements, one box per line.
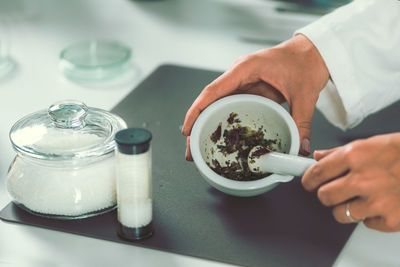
<box><xmin>9</xmin><ymin>100</ymin><xmax>127</xmax><ymax>160</ymax></box>
<box><xmin>59</xmin><ymin>40</ymin><xmax>132</xmax><ymax>83</ymax></box>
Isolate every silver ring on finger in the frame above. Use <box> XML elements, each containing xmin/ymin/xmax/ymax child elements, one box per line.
<box><xmin>345</xmin><ymin>201</ymin><xmax>360</xmax><ymax>223</ymax></box>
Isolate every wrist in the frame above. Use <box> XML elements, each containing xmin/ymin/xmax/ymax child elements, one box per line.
<box><xmin>278</xmin><ymin>34</ymin><xmax>330</xmax><ymax>95</ymax></box>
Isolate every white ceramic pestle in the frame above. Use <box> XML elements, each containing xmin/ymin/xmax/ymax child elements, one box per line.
<box><xmin>248</xmin><ymin>146</ymin><xmax>316</xmax><ymax>177</ymax></box>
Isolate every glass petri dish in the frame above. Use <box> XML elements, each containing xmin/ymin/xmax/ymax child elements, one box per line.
<box><xmin>0</xmin><ymin>56</ymin><xmax>15</xmax><ymax>80</ymax></box>
<box><xmin>59</xmin><ymin>40</ymin><xmax>132</xmax><ymax>83</ymax></box>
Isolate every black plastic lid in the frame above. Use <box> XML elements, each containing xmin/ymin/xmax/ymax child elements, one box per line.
<box><xmin>115</xmin><ymin>128</ymin><xmax>152</xmax><ymax>155</ymax></box>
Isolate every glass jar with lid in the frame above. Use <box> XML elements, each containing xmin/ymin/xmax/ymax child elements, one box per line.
<box><xmin>7</xmin><ymin>100</ymin><xmax>127</xmax><ymax>219</ymax></box>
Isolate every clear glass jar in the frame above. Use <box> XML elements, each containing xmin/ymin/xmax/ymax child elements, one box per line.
<box><xmin>7</xmin><ymin>100</ymin><xmax>127</xmax><ymax>219</ymax></box>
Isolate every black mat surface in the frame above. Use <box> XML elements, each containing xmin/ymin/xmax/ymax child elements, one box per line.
<box><xmin>4</xmin><ymin>64</ymin><xmax>399</xmax><ymax>267</ymax></box>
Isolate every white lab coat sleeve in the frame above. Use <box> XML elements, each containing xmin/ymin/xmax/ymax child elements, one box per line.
<box><xmin>295</xmin><ymin>0</ymin><xmax>400</xmax><ymax>130</ymax></box>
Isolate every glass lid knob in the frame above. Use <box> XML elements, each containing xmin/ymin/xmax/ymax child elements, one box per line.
<box><xmin>48</xmin><ymin>100</ymin><xmax>88</xmax><ymax>129</ymax></box>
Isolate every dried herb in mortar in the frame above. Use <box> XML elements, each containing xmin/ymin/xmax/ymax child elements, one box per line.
<box><xmin>207</xmin><ymin>113</ymin><xmax>280</xmax><ymax>181</ymax></box>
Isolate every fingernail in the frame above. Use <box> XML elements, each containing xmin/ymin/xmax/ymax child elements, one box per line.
<box><xmin>313</xmin><ymin>149</ymin><xmax>324</xmax><ymax>157</ymax></box>
<box><xmin>185</xmin><ymin>151</ymin><xmax>192</xmax><ymax>161</ymax></box>
<box><xmin>301</xmin><ymin>138</ymin><xmax>310</xmax><ymax>155</ymax></box>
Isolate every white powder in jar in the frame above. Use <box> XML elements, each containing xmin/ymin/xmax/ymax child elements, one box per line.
<box><xmin>118</xmin><ymin>199</ymin><xmax>152</xmax><ymax>228</ymax></box>
<box><xmin>7</xmin><ymin>154</ymin><xmax>116</xmax><ymax>217</ymax></box>
<box><xmin>116</xmin><ymin>150</ymin><xmax>152</xmax><ymax>228</ymax></box>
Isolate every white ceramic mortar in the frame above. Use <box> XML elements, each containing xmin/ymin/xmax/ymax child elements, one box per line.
<box><xmin>190</xmin><ymin>94</ymin><xmax>300</xmax><ymax>197</ymax></box>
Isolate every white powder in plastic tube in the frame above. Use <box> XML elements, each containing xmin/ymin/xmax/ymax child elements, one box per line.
<box><xmin>115</xmin><ymin>128</ymin><xmax>153</xmax><ymax>241</ymax></box>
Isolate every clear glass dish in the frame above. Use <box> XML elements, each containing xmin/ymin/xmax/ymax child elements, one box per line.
<box><xmin>7</xmin><ymin>100</ymin><xmax>127</xmax><ymax>219</ymax></box>
<box><xmin>59</xmin><ymin>40</ymin><xmax>132</xmax><ymax>83</ymax></box>
<box><xmin>0</xmin><ymin>20</ymin><xmax>16</xmax><ymax>80</ymax></box>
<box><xmin>0</xmin><ymin>56</ymin><xmax>15</xmax><ymax>80</ymax></box>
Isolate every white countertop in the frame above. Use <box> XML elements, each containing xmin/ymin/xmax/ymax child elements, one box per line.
<box><xmin>0</xmin><ymin>0</ymin><xmax>399</xmax><ymax>266</ymax></box>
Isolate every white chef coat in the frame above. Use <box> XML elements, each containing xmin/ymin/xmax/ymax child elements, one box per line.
<box><xmin>296</xmin><ymin>0</ymin><xmax>400</xmax><ymax>130</ymax></box>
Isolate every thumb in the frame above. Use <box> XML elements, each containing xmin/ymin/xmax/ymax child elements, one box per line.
<box><xmin>290</xmin><ymin>99</ymin><xmax>316</xmax><ymax>156</ymax></box>
<box><xmin>313</xmin><ymin>146</ymin><xmax>341</xmax><ymax>161</ymax></box>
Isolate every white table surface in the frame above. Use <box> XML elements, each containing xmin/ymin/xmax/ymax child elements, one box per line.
<box><xmin>0</xmin><ymin>0</ymin><xmax>399</xmax><ymax>266</ymax></box>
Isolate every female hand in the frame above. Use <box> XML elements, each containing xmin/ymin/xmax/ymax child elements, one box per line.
<box><xmin>182</xmin><ymin>34</ymin><xmax>330</xmax><ymax>160</ymax></box>
<box><xmin>302</xmin><ymin>133</ymin><xmax>400</xmax><ymax>232</ymax></box>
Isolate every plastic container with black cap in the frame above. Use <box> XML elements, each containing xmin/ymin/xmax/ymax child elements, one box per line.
<box><xmin>115</xmin><ymin>128</ymin><xmax>153</xmax><ymax>241</ymax></box>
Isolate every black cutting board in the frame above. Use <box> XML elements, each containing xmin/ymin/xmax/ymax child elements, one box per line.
<box><xmin>5</xmin><ymin>63</ymin><xmax>399</xmax><ymax>267</ymax></box>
